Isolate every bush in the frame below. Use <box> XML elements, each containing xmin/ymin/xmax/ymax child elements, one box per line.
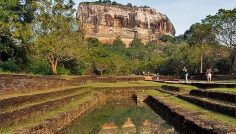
<box><xmin>30</xmin><ymin>61</ymin><xmax>52</xmax><ymax>75</ymax></box>
<box><xmin>78</xmin><ymin>69</ymin><xmax>87</xmax><ymax>75</ymax></box>
<box><xmin>57</xmin><ymin>66</ymin><xmax>70</xmax><ymax>75</ymax></box>
<box><xmin>215</xmin><ymin>58</ymin><xmax>231</xmax><ymax>74</ymax></box>
<box><xmin>1</xmin><ymin>60</ymin><xmax>20</xmax><ymax>73</ymax></box>
<box><xmin>60</xmin><ymin>59</ymin><xmax>80</xmax><ymax>75</ymax></box>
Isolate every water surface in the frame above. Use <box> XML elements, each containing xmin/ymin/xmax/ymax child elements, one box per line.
<box><xmin>59</xmin><ymin>100</ymin><xmax>177</xmax><ymax>134</ymax></box>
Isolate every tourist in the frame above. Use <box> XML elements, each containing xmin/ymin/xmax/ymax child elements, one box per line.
<box><xmin>183</xmin><ymin>67</ymin><xmax>188</xmax><ymax>83</ymax></box>
<box><xmin>206</xmin><ymin>66</ymin><xmax>212</xmax><ymax>82</ymax></box>
<box><xmin>156</xmin><ymin>73</ymin><xmax>159</xmax><ymax>81</ymax></box>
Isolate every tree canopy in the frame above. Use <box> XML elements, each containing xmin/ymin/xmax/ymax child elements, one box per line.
<box><xmin>203</xmin><ymin>8</ymin><xmax>236</xmax><ymax>71</ymax></box>
<box><xmin>0</xmin><ymin>1</ymin><xmax>235</xmax><ymax>76</ymax></box>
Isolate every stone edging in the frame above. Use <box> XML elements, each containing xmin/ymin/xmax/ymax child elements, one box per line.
<box><xmin>145</xmin><ymin>95</ymin><xmax>236</xmax><ymax>134</ymax></box>
<box><xmin>13</xmin><ymin>92</ymin><xmax>106</xmax><ymax>134</ymax></box>
<box><xmin>189</xmin><ymin>89</ymin><xmax>236</xmax><ymax>103</ymax></box>
<box><xmin>0</xmin><ymin>91</ymin><xmax>91</xmax><ymax>129</ymax></box>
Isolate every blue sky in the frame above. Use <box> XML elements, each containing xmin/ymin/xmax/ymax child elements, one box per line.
<box><xmin>73</xmin><ymin>0</ymin><xmax>236</xmax><ymax>36</ymax></box>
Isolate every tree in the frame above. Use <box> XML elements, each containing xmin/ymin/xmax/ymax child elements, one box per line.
<box><xmin>0</xmin><ymin>0</ymin><xmax>34</xmax><ymax>71</ymax></box>
<box><xmin>31</xmin><ymin>0</ymin><xmax>86</xmax><ymax>74</ymax></box>
<box><xmin>86</xmin><ymin>37</ymin><xmax>103</xmax><ymax>48</ymax></box>
<box><xmin>90</xmin><ymin>47</ymin><xmax>111</xmax><ymax>75</ymax></box>
<box><xmin>129</xmin><ymin>38</ymin><xmax>144</xmax><ymax>48</ymax></box>
<box><xmin>181</xmin><ymin>45</ymin><xmax>201</xmax><ymax>74</ymax></box>
<box><xmin>103</xmin><ymin>0</ymin><xmax>111</xmax><ymax>4</ymax></box>
<box><xmin>111</xmin><ymin>55</ymin><xmax>126</xmax><ymax>75</ymax></box>
<box><xmin>111</xmin><ymin>1</ymin><xmax>117</xmax><ymax>5</ymax></box>
<box><xmin>184</xmin><ymin>23</ymin><xmax>216</xmax><ymax>73</ymax></box>
<box><xmin>93</xmin><ymin>58</ymin><xmax>109</xmax><ymax>76</ymax></box>
<box><xmin>112</xmin><ymin>36</ymin><xmax>126</xmax><ymax>49</ymax></box>
<box><xmin>127</xmin><ymin>3</ymin><xmax>132</xmax><ymax>7</ymax></box>
<box><xmin>203</xmin><ymin>8</ymin><xmax>236</xmax><ymax>71</ymax></box>
<box><xmin>160</xmin><ymin>35</ymin><xmax>174</xmax><ymax>43</ymax></box>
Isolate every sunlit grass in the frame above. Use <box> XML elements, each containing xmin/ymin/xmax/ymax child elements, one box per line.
<box><xmin>140</xmin><ymin>90</ymin><xmax>236</xmax><ymax>128</ymax></box>
<box><xmin>82</xmin><ymin>80</ymin><xmax>165</xmax><ymax>87</ymax></box>
<box><xmin>0</xmin><ymin>86</ymin><xmax>81</xmax><ymax>100</ymax></box>
<box><xmin>213</xmin><ymin>79</ymin><xmax>236</xmax><ymax>84</ymax></box>
<box><xmin>81</xmin><ymin>81</ymin><xmax>198</xmax><ymax>93</ymax></box>
<box><xmin>0</xmin><ymin>88</ymin><xmax>93</xmax><ymax>114</ymax></box>
<box><xmin>207</xmin><ymin>88</ymin><xmax>236</xmax><ymax>93</ymax></box>
<box><xmin>164</xmin><ymin>83</ymin><xmax>198</xmax><ymax>91</ymax></box>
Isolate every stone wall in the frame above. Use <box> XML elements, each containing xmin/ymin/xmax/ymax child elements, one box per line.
<box><xmin>14</xmin><ymin>92</ymin><xmax>106</xmax><ymax>134</ymax></box>
<box><xmin>0</xmin><ymin>74</ymin><xmax>144</xmax><ymax>94</ymax></box>
<box><xmin>0</xmin><ymin>87</ymin><xmax>87</xmax><ymax>110</ymax></box>
<box><xmin>0</xmin><ymin>74</ymin><xmax>66</xmax><ymax>94</ymax></box>
<box><xmin>189</xmin><ymin>89</ymin><xmax>236</xmax><ymax>103</ymax></box>
<box><xmin>161</xmin><ymin>85</ymin><xmax>184</xmax><ymax>92</ymax></box>
<box><xmin>0</xmin><ymin>91</ymin><xmax>91</xmax><ymax>129</ymax></box>
<box><xmin>144</xmin><ymin>95</ymin><xmax>236</xmax><ymax>134</ymax></box>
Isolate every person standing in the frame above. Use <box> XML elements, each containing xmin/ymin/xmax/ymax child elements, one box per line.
<box><xmin>206</xmin><ymin>67</ymin><xmax>212</xmax><ymax>82</ymax></box>
<box><xmin>183</xmin><ymin>67</ymin><xmax>188</xmax><ymax>83</ymax></box>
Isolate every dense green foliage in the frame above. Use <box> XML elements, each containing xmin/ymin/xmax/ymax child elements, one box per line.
<box><xmin>0</xmin><ymin>1</ymin><xmax>235</xmax><ymax>76</ymax></box>
<box><xmin>89</xmin><ymin>0</ymin><xmax>149</xmax><ymax>8</ymax></box>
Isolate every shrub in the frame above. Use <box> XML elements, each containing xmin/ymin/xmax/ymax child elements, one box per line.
<box><xmin>1</xmin><ymin>60</ymin><xmax>20</xmax><ymax>73</ymax></box>
<box><xmin>57</xmin><ymin>66</ymin><xmax>70</xmax><ymax>75</ymax></box>
<box><xmin>30</xmin><ymin>61</ymin><xmax>52</xmax><ymax>75</ymax></box>
<box><xmin>78</xmin><ymin>69</ymin><xmax>87</xmax><ymax>75</ymax></box>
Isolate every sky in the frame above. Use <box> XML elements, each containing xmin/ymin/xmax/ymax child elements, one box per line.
<box><xmin>73</xmin><ymin>0</ymin><xmax>236</xmax><ymax>36</ymax></box>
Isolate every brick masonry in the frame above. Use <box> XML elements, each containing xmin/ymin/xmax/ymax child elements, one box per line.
<box><xmin>0</xmin><ymin>74</ymin><xmax>144</xmax><ymax>94</ymax></box>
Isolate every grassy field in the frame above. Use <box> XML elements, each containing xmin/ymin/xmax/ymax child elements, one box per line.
<box><xmin>82</xmin><ymin>80</ymin><xmax>235</xmax><ymax>93</ymax></box>
<box><xmin>213</xmin><ymin>79</ymin><xmax>236</xmax><ymax>83</ymax></box>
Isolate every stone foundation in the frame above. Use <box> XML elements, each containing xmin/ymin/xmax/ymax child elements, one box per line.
<box><xmin>0</xmin><ymin>87</ymin><xmax>87</xmax><ymax>109</ymax></box>
<box><xmin>144</xmin><ymin>96</ymin><xmax>236</xmax><ymax>134</ymax></box>
<box><xmin>189</xmin><ymin>89</ymin><xmax>236</xmax><ymax>103</ymax></box>
<box><xmin>0</xmin><ymin>74</ymin><xmax>144</xmax><ymax>94</ymax></box>
<box><xmin>0</xmin><ymin>91</ymin><xmax>91</xmax><ymax>129</ymax></box>
<box><xmin>14</xmin><ymin>92</ymin><xmax>106</xmax><ymax>134</ymax></box>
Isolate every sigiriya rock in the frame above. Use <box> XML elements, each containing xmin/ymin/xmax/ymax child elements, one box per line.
<box><xmin>77</xmin><ymin>2</ymin><xmax>176</xmax><ymax>46</ymax></box>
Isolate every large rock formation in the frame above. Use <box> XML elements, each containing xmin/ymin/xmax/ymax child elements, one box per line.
<box><xmin>77</xmin><ymin>2</ymin><xmax>176</xmax><ymax>46</ymax></box>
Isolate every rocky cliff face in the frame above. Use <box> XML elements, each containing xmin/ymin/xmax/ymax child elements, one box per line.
<box><xmin>77</xmin><ymin>3</ymin><xmax>176</xmax><ymax>46</ymax></box>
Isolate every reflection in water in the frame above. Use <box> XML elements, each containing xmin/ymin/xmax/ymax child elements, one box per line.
<box><xmin>59</xmin><ymin>99</ymin><xmax>177</xmax><ymax>134</ymax></box>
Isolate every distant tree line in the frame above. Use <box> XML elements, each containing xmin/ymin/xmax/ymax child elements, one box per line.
<box><xmin>91</xmin><ymin>0</ymin><xmax>149</xmax><ymax>8</ymax></box>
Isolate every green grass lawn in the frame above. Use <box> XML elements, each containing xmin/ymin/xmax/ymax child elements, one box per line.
<box><xmin>213</xmin><ymin>79</ymin><xmax>236</xmax><ymax>83</ymax></box>
<box><xmin>207</xmin><ymin>88</ymin><xmax>236</xmax><ymax>93</ymax></box>
<box><xmin>82</xmin><ymin>80</ymin><xmax>235</xmax><ymax>93</ymax></box>
<box><xmin>81</xmin><ymin>80</ymin><xmax>164</xmax><ymax>87</ymax></box>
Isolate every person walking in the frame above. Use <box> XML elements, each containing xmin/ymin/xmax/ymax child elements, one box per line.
<box><xmin>183</xmin><ymin>67</ymin><xmax>188</xmax><ymax>83</ymax></box>
<box><xmin>206</xmin><ymin>66</ymin><xmax>212</xmax><ymax>82</ymax></box>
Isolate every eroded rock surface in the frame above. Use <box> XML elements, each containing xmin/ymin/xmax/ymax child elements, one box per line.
<box><xmin>77</xmin><ymin>3</ymin><xmax>176</xmax><ymax>46</ymax></box>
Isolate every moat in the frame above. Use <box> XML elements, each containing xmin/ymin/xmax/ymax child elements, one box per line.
<box><xmin>58</xmin><ymin>99</ymin><xmax>177</xmax><ymax>134</ymax></box>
